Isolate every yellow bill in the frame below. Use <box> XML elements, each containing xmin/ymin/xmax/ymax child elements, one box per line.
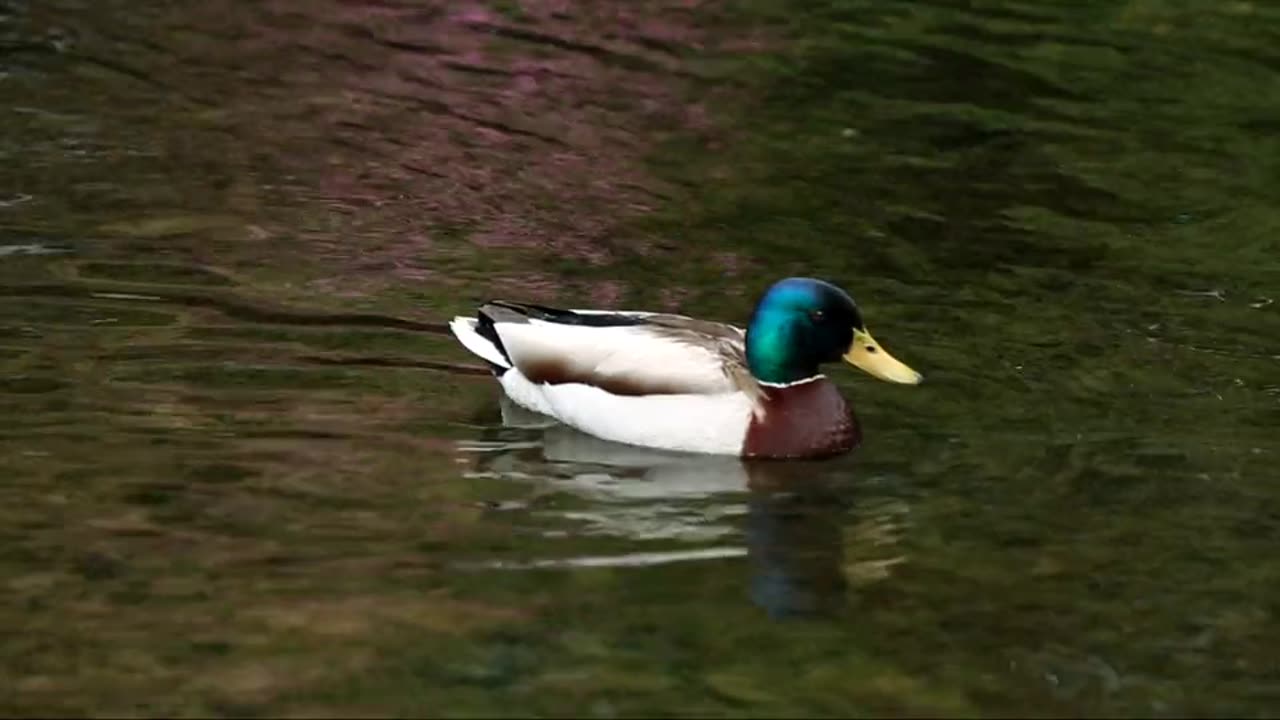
<box><xmin>843</xmin><ymin>328</ymin><xmax>923</xmax><ymax>385</ymax></box>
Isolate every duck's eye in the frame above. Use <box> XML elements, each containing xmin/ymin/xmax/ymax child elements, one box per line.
<box><xmin>809</xmin><ymin>309</ymin><xmax>825</xmax><ymax>322</ymax></box>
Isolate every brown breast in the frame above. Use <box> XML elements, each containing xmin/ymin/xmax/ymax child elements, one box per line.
<box><xmin>742</xmin><ymin>378</ymin><xmax>861</xmax><ymax>459</ymax></box>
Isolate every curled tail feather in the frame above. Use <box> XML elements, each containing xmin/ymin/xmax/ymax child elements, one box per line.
<box><xmin>449</xmin><ymin>314</ymin><xmax>511</xmax><ymax>373</ymax></box>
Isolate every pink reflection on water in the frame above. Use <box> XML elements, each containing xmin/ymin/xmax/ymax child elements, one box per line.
<box><xmin>214</xmin><ymin>0</ymin><xmax>763</xmax><ymax>300</ymax></box>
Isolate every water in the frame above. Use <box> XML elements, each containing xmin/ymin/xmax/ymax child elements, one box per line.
<box><xmin>3</xmin><ymin>0</ymin><xmax>1279</xmax><ymax>716</ymax></box>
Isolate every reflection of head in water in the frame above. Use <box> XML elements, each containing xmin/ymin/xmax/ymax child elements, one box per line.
<box><xmin>744</xmin><ymin>462</ymin><xmax>856</xmax><ymax>618</ymax></box>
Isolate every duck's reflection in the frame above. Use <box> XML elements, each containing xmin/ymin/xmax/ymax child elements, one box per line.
<box><xmin>461</xmin><ymin>396</ymin><xmax>898</xmax><ymax>617</ymax></box>
<box><xmin>742</xmin><ymin>461</ymin><xmax>857</xmax><ymax>617</ymax></box>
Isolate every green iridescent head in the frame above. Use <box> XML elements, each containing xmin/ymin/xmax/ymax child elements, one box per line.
<box><xmin>744</xmin><ymin>277</ymin><xmax>923</xmax><ymax>386</ymax></box>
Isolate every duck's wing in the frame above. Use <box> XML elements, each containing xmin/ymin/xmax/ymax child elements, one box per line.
<box><xmin>471</xmin><ymin>300</ymin><xmax>759</xmax><ymax>398</ymax></box>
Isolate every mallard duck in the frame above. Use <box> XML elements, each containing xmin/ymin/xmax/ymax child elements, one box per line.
<box><xmin>449</xmin><ymin>277</ymin><xmax>922</xmax><ymax>459</ymax></box>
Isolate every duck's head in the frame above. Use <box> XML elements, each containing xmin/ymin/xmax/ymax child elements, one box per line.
<box><xmin>745</xmin><ymin>277</ymin><xmax>923</xmax><ymax>386</ymax></box>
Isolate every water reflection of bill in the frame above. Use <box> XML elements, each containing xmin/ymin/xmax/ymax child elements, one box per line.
<box><xmin>458</xmin><ymin>395</ymin><xmax>906</xmax><ymax>618</ymax></box>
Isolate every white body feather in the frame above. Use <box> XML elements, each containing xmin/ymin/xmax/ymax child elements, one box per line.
<box><xmin>450</xmin><ymin>314</ymin><xmax>753</xmax><ymax>455</ymax></box>
<box><xmin>499</xmin><ymin>370</ymin><xmax>753</xmax><ymax>455</ymax></box>
<box><xmin>498</xmin><ymin>317</ymin><xmax>738</xmax><ymax>394</ymax></box>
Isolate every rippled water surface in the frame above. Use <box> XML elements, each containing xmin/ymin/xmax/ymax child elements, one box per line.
<box><xmin>3</xmin><ymin>0</ymin><xmax>1279</xmax><ymax>716</ymax></box>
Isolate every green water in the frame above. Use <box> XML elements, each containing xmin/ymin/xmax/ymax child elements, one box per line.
<box><xmin>3</xmin><ymin>0</ymin><xmax>1279</xmax><ymax>716</ymax></box>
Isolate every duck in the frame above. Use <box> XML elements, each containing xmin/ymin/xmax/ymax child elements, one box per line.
<box><xmin>448</xmin><ymin>277</ymin><xmax>923</xmax><ymax>459</ymax></box>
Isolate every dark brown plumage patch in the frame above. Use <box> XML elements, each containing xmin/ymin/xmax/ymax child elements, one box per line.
<box><xmin>517</xmin><ymin>355</ymin><xmax>707</xmax><ymax>396</ymax></box>
<box><xmin>742</xmin><ymin>378</ymin><xmax>861</xmax><ymax>459</ymax></box>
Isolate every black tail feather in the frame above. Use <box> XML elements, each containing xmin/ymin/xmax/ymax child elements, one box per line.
<box><xmin>475</xmin><ymin>306</ymin><xmax>513</xmax><ymax>369</ymax></box>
